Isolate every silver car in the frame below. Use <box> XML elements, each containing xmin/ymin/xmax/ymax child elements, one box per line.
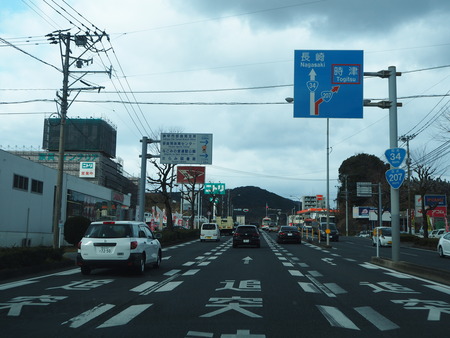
<box><xmin>77</xmin><ymin>221</ymin><xmax>162</xmax><ymax>275</ymax></box>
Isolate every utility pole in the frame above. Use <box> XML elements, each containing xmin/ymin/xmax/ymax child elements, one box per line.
<box><xmin>400</xmin><ymin>134</ymin><xmax>416</xmax><ymax>234</ymax></box>
<box><xmin>49</xmin><ymin>30</ymin><xmax>111</xmax><ymax>248</ymax></box>
<box><xmin>52</xmin><ymin>32</ymin><xmax>70</xmax><ymax>249</ymax></box>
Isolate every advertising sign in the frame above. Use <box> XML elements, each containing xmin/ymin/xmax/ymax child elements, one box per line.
<box><xmin>204</xmin><ymin>183</ymin><xmax>226</xmax><ymax>195</ymax></box>
<box><xmin>294</xmin><ymin>50</ymin><xmax>363</xmax><ymax>118</ymax></box>
<box><xmin>79</xmin><ymin>162</ymin><xmax>95</xmax><ymax>178</ymax></box>
<box><xmin>177</xmin><ymin>166</ymin><xmax>206</xmax><ymax>184</ymax></box>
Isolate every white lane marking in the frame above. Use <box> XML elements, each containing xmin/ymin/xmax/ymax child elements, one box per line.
<box><xmin>0</xmin><ymin>280</ymin><xmax>39</xmax><ymax>290</ymax></box>
<box><xmin>298</xmin><ymin>282</ymin><xmax>320</xmax><ymax>293</ymax></box>
<box><xmin>282</xmin><ymin>262</ymin><xmax>294</xmax><ymax>267</ymax></box>
<box><xmin>317</xmin><ymin>305</ymin><xmax>360</xmax><ymax>330</ymax></box>
<box><xmin>183</xmin><ymin>261</ymin><xmax>196</xmax><ymax>266</ymax></box>
<box><xmin>289</xmin><ymin>270</ymin><xmax>304</xmax><ymax>277</ymax></box>
<box><xmin>198</xmin><ymin>262</ymin><xmax>210</xmax><ymax>266</ymax></box>
<box><xmin>162</xmin><ymin>256</ymin><xmax>171</xmax><ymax>260</ymax></box>
<box><xmin>424</xmin><ymin>284</ymin><xmax>450</xmax><ymax>295</ymax></box>
<box><xmin>155</xmin><ymin>281</ymin><xmax>183</xmax><ymax>292</ymax></box>
<box><xmin>278</xmin><ymin>257</ymin><xmax>287</xmax><ymax>261</ymax></box>
<box><xmin>130</xmin><ymin>281</ymin><xmax>158</xmax><ymax>293</ymax></box>
<box><xmin>307</xmin><ymin>275</ymin><xmax>336</xmax><ymax>298</ymax></box>
<box><xmin>324</xmin><ymin>283</ymin><xmax>347</xmax><ymax>295</ymax></box>
<box><xmin>384</xmin><ymin>272</ymin><xmax>412</xmax><ymax>279</ymax></box>
<box><xmin>359</xmin><ymin>263</ymin><xmax>380</xmax><ymax>269</ymax></box>
<box><xmin>52</xmin><ymin>268</ymin><xmax>81</xmax><ymax>276</ymax></box>
<box><xmin>298</xmin><ymin>263</ymin><xmax>309</xmax><ymax>268</ymax></box>
<box><xmin>308</xmin><ymin>270</ymin><xmax>323</xmax><ymax>277</ymax></box>
<box><xmin>354</xmin><ymin>306</ymin><xmax>399</xmax><ymax>331</ymax></box>
<box><xmin>97</xmin><ymin>304</ymin><xmax>152</xmax><ymax>328</ymax></box>
<box><xmin>186</xmin><ymin>331</ymin><xmax>214</xmax><ymax>337</ymax></box>
<box><xmin>164</xmin><ymin>269</ymin><xmax>181</xmax><ymax>276</ymax></box>
<box><xmin>63</xmin><ymin>303</ymin><xmax>115</xmax><ymax>328</ymax></box>
<box><xmin>183</xmin><ymin>269</ymin><xmax>200</xmax><ymax>276</ymax></box>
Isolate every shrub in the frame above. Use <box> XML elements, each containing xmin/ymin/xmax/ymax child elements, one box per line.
<box><xmin>0</xmin><ymin>247</ymin><xmax>64</xmax><ymax>270</ymax></box>
<box><xmin>64</xmin><ymin>216</ymin><xmax>91</xmax><ymax>246</ymax></box>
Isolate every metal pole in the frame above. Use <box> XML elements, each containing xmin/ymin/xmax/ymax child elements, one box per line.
<box><xmin>326</xmin><ymin>118</ymin><xmax>330</xmax><ymax>246</ymax></box>
<box><xmin>388</xmin><ymin>66</ymin><xmax>400</xmax><ymax>262</ymax></box>
<box><xmin>138</xmin><ymin>136</ymin><xmax>148</xmax><ymax>222</ymax></box>
<box><xmin>345</xmin><ymin>175</ymin><xmax>349</xmax><ymax>236</ymax></box>
<box><xmin>52</xmin><ymin>33</ymin><xmax>70</xmax><ymax>249</ymax></box>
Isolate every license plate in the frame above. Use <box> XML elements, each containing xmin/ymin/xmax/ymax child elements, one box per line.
<box><xmin>243</xmin><ymin>239</ymin><xmax>249</xmax><ymax>243</ymax></box>
<box><xmin>97</xmin><ymin>246</ymin><xmax>113</xmax><ymax>254</ymax></box>
<box><xmin>287</xmin><ymin>233</ymin><xmax>293</xmax><ymax>236</ymax></box>
<box><xmin>206</xmin><ymin>236</ymin><xmax>211</xmax><ymax>239</ymax></box>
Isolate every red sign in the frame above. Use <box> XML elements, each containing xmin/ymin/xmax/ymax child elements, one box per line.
<box><xmin>177</xmin><ymin>166</ymin><xmax>205</xmax><ymax>184</ymax></box>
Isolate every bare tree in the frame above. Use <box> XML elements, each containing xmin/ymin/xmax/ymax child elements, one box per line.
<box><xmin>146</xmin><ymin>161</ymin><xmax>176</xmax><ymax>230</ymax></box>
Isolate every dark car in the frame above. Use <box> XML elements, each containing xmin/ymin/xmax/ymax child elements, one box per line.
<box><xmin>318</xmin><ymin>222</ymin><xmax>339</xmax><ymax>242</ymax></box>
<box><xmin>233</xmin><ymin>225</ymin><xmax>261</xmax><ymax>248</ymax></box>
<box><xmin>277</xmin><ymin>226</ymin><xmax>301</xmax><ymax>244</ymax></box>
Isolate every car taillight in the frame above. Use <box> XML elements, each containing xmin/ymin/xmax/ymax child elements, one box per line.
<box><xmin>130</xmin><ymin>241</ymin><xmax>138</xmax><ymax>249</ymax></box>
<box><xmin>77</xmin><ymin>241</ymin><xmax>82</xmax><ymax>249</ymax></box>
<box><xmin>103</xmin><ymin>221</ymin><xmax>115</xmax><ymax>224</ymax></box>
<box><xmin>253</xmin><ymin>232</ymin><xmax>260</xmax><ymax>237</ymax></box>
<box><xmin>279</xmin><ymin>232</ymin><xmax>285</xmax><ymax>236</ymax></box>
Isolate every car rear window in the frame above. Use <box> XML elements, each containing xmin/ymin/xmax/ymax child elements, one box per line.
<box><xmin>281</xmin><ymin>227</ymin><xmax>298</xmax><ymax>231</ymax></box>
<box><xmin>84</xmin><ymin>224</ymin><xmax>132</xmax><ymax>238</ymax></box>
<box><xmin>202</xmin><ymin>224</ymin><xmax>217</xmax><ymax>230</ymax></box>
<box><xmin>236</xmin><ymin>226</ymin><xmax>257</xmax><ymax>233</ymax></box>
<box><xmin>381</xmin><ymin>228</ymin><xmax>392</xmax><ymax>236</ymax></box>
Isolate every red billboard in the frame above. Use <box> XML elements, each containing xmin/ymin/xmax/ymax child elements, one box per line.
<box><xmin>177</xmin><ymin>166</ymin><xmax>205</xmax><ymax>184</ymax></box>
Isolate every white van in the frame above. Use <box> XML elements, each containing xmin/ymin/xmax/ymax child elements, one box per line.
<box><xmin>200</xmin><ymin>223</ymin><xmax>221</xmax><ymax>242</ymax></box>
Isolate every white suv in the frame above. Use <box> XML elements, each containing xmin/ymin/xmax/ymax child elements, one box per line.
<box><xmin>77</xmin><ymin>221</ymin><xmax>162</xmax><ymax>275</ymax></box>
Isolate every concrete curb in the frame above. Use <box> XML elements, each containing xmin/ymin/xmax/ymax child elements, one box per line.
<box><xmin>371</xmin><ymin>256</ymin><xmax>450</xmax><ymax>286</ymax></box>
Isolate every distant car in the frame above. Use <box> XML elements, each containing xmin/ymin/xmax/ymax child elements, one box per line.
<box><xmin>434</xmin><ymin>229</ymin><xmax>446</xmax><ymax>238</ymax></box>
<box><xmin>277</xmin><ymin>226</ymin><xmax>301</xmax><ymax>244</ymax></box>
<box><xmin>233</xmin><ymin>225</ymin><xmax>260</xmax><ymax>248</ymax></box>
<box><xmin>437</xmin><ymin>232</ymin><xmax>450</xmax><ymax>257</ymax></box>
<box><xmin>200</xmin><ymin>223</ymin><xmax>221</xmax><ymax>242</ymax></box>
<box><xmin>372</xmin><ymin>227</ymin><xmax>392</xmax><ymax>247</ymax></box>
<box><xmin>429</xmin><ymin>230</ymin><xmax>438</xmax><ymax>238</ymax></box>
<box><xmin>358</xmin><ymin>230</ymin><xmax>371</xmax><ymax>238</ymax></box>
<box><xmin>315</xmin><ymin>222</ymin><xmax>340</xmax><ymax>242</ymax></box>
<box><xmin>77</xmin><ymin>221</ymin><xmax>162</xmax><ymax>275</ymax></box>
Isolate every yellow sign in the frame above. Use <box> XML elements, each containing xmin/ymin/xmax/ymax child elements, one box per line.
<box><xmin>325</xmin><ymin>229</ymin><xmax>331</xmax><ymax>234</ymax></box>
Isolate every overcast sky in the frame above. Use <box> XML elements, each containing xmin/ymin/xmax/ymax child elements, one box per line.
<box><xmin>1</xmin><ymin>0</ymin><xmax>449</xmax><ymax>207</ymax></box>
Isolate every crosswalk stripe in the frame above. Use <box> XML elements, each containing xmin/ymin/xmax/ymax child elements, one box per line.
<box><xmin>354</xmin><ymin>306</ymin><xmax>399</xmax><ymax>331</ymax></box>
<box><xmin>97</xmin><ymin>304</ymin><xmax>152</xmax><ymax>328</ymax></box>
<box><xmin>317</xmin><ymin>305</ymin><xmax>359</xmax><ymax>330</ymax></box>
<box><xmin>183</xmin><ymin>269</ymin><xmax>200</xmax><ymax>276</ymax></box>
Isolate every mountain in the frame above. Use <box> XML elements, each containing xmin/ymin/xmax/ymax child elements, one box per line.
<box><xmin>224</xmin><ymin>186</ymin><xmax>299</xmax><ymax>225</ymax></box>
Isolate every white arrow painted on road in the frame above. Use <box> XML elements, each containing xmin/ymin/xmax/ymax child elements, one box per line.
<box><xmin>242</xmin><ymin>256</ymin><xmax>253</xmax><ymax>264</ymax></box>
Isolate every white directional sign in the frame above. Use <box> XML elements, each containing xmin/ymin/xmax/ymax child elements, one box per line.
<box><xmin>160</xmin><ymin>133</ymin><xmax>212</xmax><ymax>165</ymax></box>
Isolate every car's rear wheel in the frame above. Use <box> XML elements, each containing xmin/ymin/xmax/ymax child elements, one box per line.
<box><xmin>81</xmin><ymin>266</ymin><xmax>91</xmax><ymax>275</ymax></box>
<box><xmin>153</xmin><ymin>251</ymin><xmax>162</xmax><ymax>268</ymax></box>
<box><xmin>438</xmin><ymin>246</ymin><xmax>445</xmax><ymax>258</ymax></box>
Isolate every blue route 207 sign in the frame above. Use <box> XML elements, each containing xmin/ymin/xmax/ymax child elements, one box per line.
<box><xmin>293</xmin><ymin>50</ymin><xmax>364</xmax><ymax>118</ymax></box>
<box><xmin>385</xmin><ymin>168</ymin><xmax>406</xmax><ymax>189</ymax></box>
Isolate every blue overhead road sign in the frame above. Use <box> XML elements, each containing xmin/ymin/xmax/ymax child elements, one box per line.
<box><xmin>293</xmin><ymin>50</ymin><xmax>364</xmax><ymax>118</ymax></box>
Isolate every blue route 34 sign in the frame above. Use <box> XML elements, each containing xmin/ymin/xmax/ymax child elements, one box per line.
<box><xmin>293</xmin><ymin>50</ymin><xmax>364</xmax><ymax>118</ymax></box>
<box><xmin>385</xmin><ymin>168</ymin><xmax>406</xmax><ymax>189</ymax></box>
<box><xmin>385</xmin><ymin>148</ymin><xmax>406</xmax><ymax>167</ymax></box>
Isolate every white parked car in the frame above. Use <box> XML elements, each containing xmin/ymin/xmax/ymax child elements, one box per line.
<box><xmin>372</xmin><ymin>227</ymin><xmax>392</xmax><ymax>247</ymax></box>
<box><xmin>433</xmin><ymin>229</ymin><xmax>446</xmax><ymax>238</ymax></box>
<box><xmin>77</xmin><ymin>221</ymin><xmax>162</xmax><ymax>275</ymax></box>
<box><xmin>437</xmin><ymin>232</ymin><xmax>450</xmax><ymax>257</ymax></box>
<box><xmin>429</xmin><ymin>230</ymin><xmax>438</xmax><ymax>238</ymax></box>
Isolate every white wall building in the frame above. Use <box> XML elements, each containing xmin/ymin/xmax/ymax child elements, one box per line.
<box><xmin>0</xmin><ymin>149</ymin><xmax>130</xmax><ymax>247</ymax></box>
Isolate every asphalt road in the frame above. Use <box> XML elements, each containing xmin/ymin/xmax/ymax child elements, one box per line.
<box><xmin>0</xmin><ymin>233</ymin><xmax>449</xmax><ymax>337</ymax></box>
